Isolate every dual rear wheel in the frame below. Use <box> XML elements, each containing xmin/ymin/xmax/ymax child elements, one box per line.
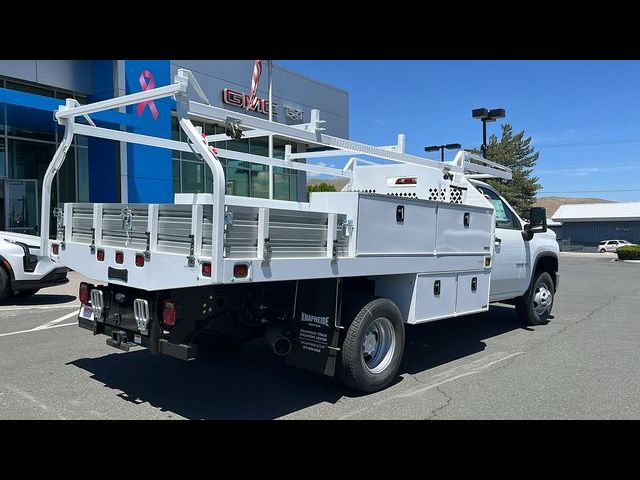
<box><xmin>337</xmin><ymin>298</ymin><xmax>405</xmax><ymax>393</ymax></box>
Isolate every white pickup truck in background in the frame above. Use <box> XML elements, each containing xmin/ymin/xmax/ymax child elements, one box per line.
<box><xmin>0</xmin><ymin>231</ymin><xmax>69</xmax><ymax>302</ymax></box>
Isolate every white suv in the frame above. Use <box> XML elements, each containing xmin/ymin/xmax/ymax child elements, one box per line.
<box><xmin>0</xmin><ymin>231</ymin><xmax>69</xmax><ymax>302</ymax></box>
<box><xmin>598</xmin><ymin>239</ymin><xmax>634</xmax><ymax>253</ymax></box>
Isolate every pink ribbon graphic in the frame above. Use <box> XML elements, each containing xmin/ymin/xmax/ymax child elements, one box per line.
<box><xmin>136</xmin><ymin>70</ymin><xmax>159</xmax><ymax>120</ymax></box>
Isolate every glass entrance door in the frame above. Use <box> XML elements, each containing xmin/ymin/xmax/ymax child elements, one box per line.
<box><xmin>1</xmin><ymin>179</ymin><xmax>39</xmax><ymax>234</ymax></box>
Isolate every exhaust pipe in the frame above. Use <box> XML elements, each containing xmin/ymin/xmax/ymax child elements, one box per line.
<box><xmin>265</xmin><ymin>325</ymin><xmax>292</xmax><ymax>357</ymax></box>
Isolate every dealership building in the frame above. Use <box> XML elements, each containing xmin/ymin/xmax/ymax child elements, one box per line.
<box><xmin>0</xmin><ymin>60</ymin><xmax>349</xmax><ymax>235</ymax></box>
<box><xmin>552</xmin><ymin>202</ymin><xmax>640</xmax><ymax>245</ymax></box>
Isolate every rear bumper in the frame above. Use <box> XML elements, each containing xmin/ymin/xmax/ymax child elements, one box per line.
<box><xmin>78</xmin><ymin>312</ymin><xmax>198</xmax><ymax>361</ymax></box>
<box><xmin>12</xmin><ymin>267</ymin><xmax>69</xmax><ymax>292</ymax></box>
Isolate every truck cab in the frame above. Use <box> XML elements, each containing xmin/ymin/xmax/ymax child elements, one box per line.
<box><xmin>470</xmin><ymin>180</ymin><xmax>559</xmax><ymax>320</ymax></box>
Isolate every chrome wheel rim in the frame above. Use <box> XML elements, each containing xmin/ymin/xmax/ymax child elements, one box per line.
<box><xmin>533</xmin><ymin>283</ymin><xmax>553</xmax><ymax>316</ymax></box>
<box><xmin>362</xmin><ymin>317</ymin><xmax>396</xmax><ymax>374</ymax></box>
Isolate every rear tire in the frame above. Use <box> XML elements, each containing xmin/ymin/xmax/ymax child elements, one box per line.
<box><xmin>0</xmin><ymin>269</ymin><xmax>9</xmax><ymax>303</ymax></box>
<box><xmin>515</xmin><ymin>271</ymin><xmax>555</xmax><ymax>326</ymax></box>
<box><xmin>337</xmin><ymin>297</ymin><xmax>405</xmax><ymax>393</ymax></box>
<box><xmin>599</xmin><ymin>249</ymin><xmax>606</xmax><ymax>253</ymax></box>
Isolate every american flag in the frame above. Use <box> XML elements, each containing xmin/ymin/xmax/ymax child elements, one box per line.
<box><xmin>247</xmin><ymin>60</ymin><xmax>262</xmax><ymax>111</ymax></box>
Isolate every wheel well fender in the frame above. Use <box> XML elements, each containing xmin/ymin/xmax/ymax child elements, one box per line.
<box><xmin>0</xmin><ymin>254</ymin><xmax>15</xmax><ymax>282</ymax></box>
<box><xmin>532</xmin><ymin>252</ymin><xmax>558</xmax><ymax>290</ymax></box>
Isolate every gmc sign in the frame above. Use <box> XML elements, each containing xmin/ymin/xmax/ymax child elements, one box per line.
<box><xmin>222</xmin><ymin>88</ymin><xmax>277</xmax><ymax>116</ymax></box>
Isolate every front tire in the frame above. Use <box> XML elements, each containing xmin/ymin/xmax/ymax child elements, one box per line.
<box><xmin>337</xmin><ymin>297</ymin><xmax>405</xmax><ymax>393</ymax></box>
<box><xmin>515</xmin><ymin>271</ymin><xmax>555</xmax><ymax>326</ymax></box>
<box><xmin>0</xmin><ymin>269</ymin><xmax>9</xmax><ymax>303</ymax></box>
<box><xmin>599</xmin><ymin>249</ymin><xmax>606</xmax><ymax>253</ymax></box>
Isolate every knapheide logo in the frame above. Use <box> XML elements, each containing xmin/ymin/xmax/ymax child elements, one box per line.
<box><xmin>136</xmin><ymin>70</ymin><xmax>159</xmax><ymax>120</ymax></box>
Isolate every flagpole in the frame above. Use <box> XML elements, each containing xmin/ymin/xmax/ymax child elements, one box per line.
<box><xmin>268</xmin><ymin>60</ymin><xmax>274</xmax><ymax>200</ymax></box>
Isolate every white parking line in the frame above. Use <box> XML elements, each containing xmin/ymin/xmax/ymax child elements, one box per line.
<box><xmin>0</xmin><ymin>304</ymin><xmax>80</xmax><ymax>312</ymax></box>
<box><xmin>337</xmin><ymin>351</ymin><xmax>526</xmax><ymax>419</ymax></box>
<box><xmin>397</xmin><ymin>351</ymin><xmax>525</xmax><ymax>398</ymax></box>
<box><xmin>0</xmin><ymin>311</ymin><xmax>78</xmax><ymax>338</ymax></box>
<box><xmin>4</xmin><ymin>385</ymin><xmax>66</xmax><ymax>420</ymax></box>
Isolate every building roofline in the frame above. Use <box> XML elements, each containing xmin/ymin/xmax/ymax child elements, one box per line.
<box><xmin>552</xmin><ymin>217</ymin><xmax>640</xmax><ymax>222</ymax></box>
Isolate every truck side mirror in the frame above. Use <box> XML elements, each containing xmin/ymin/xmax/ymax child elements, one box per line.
<box><xmin>523</xmin><ymin>207</ymin><xmax>547</xmax><ymax>240</ymax></box>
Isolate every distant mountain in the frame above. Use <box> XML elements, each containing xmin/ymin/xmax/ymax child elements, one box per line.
<box><xmin>535</xmin><ymin>197</ymin><xmax>614</xmax><ymax>217</ymax></box>
<box><xmin>307</xmin><ymin>178</ymin><xmax>350</xmax><ymax>191</ymax></box>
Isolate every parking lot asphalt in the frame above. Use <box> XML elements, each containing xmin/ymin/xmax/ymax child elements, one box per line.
<box><xmin>1</xmin><ymin>255</ymin><xmax>639</xmax><ymax>419</ymax></box>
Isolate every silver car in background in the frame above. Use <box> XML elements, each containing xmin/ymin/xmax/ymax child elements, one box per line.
<box><xmin>598</xmin><ymin>239</ymin><xmax>635</xmax><ymax>253</ymax></box>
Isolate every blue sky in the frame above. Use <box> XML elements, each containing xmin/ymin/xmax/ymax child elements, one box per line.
<box><xmin>278</xmin><ymin>60</ymin><xmax>640</xmax><ymax>201</ymax></box>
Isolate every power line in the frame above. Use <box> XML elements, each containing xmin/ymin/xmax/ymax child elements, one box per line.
<box><xmin>462</xmin><ymin>138</ymin><xmax>640</xmax><ymax>151</ymax></box>
<box><xmin>536</xmin><ymin>138</ymin><xmax>640</xmax><ymax>149</ymax></box>
<box><xmin>540</xmin><ymin>188</ymin><xmax>640</xmax><ymax>194</ymax></box>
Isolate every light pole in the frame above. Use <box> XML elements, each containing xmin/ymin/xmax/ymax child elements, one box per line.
<box><xmin>472</xmin><ymin>108</ymin><xmax>505</xmax><ymax>157</ymax></box>
<box><xmin>424</xmin><ymin>143</ymin><xmax>462</xmax><ymax>162</ymax></box>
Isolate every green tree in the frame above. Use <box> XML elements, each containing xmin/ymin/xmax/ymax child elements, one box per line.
<box><xmin>307</xmin><ymin>182</ymin><xmax>337</xmax><ymax>200</ymax></box>
<box><xmin>472</xmin><ymin>124</ymin><xmax>541</xmax><ymax>219</ymax></box>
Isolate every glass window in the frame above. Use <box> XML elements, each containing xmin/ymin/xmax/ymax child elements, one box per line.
<box><xmin>58</xmin><ymin>146</ymin><xmax>76</xmax><ymax>204</ymax></box>
<box><xmin>274</xmin><ymin>172</ymin><xmax>290</xmax><ymax>200</ymax></box>
<box><xmin>181</xmin><ymin>161</ymin><xmax>205</xmax><ymax>193</ymax></box>
<box><xmin>225</xmin><ymin>164</ymin><xmax>250</xmax><ymax>197</ymax></box>
<box><xmin>475</xmin><ymin>185</ymin><xmax>518</xmax><ymax>230</ymax></box>
<box><xmin>173</xmin><ymin>160</ymin><xmax>181</xmax><ymax>194</ymax></box>
<box><xmin>227</xmin><ymin>159</ymin><xmax>251</xmax><ymax>170</ymax></box>
<box><xmin>6</xmin><ymin>104</ymin><xmax>56</xmax><ymax>142</ymax></box>
<box><xmin>6</xmin><ymin>81</ymin><xmax>55</xmax><ymax>98</ymax></box>
<box><xmin>0</xmin><ymin>103</ymin><xmax>5</xmax><ymax>135</ymax></box>
<box><xmin>204</xmin><ymin>122</ymin><xmax>217</xmax><ymax>136</ymax></box>
<box><xmin>249</xmin><ymin>137</ymin><xmax>269</xmax><ymax>157</ymax></box>
<box><xmin>171</xmin><ymin>115</ymin><xmax>180</xmax><ymax>141</ymax></box>
<box><xmin>76</xmin><ymin>134</ymin><xmax>88</xmax><ymax>148</ymax></box>
<box><xmin>8</xmin><ymin>139</ymin><xmax>56</xmax><ymax>181</ymax></box>
<box><xmin>251</xmin><ymin>169</ymin><xmax>269</xmax><ymax>198</ymax></box>
<box><xmin>289</xmin><ymin>174</ymin><xmax>298</xmax><ymax>201</ymax></box>
<box><xmin>0</xmin><ymin>141</ymin><xmax>6</xmax><ymax>177</ymax></box>
<box><xmin>227</xmin><ymin>138</ymin><xmax>250</xmax><ymax>153</ymax></box>
<box><xmin>77</xmin><ymin>147</ymin><xmax>89</xmax><ymax>202</ymax></box>
<box><xmin>205</xmin><ymin>167</ymin><xmax>212</xmax><ymax>194</ymax></box>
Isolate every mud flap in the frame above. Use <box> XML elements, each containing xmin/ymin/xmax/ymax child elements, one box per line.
<box><xmin>285</xmin><ymin>278</ymin><xmax>343</xmax><ymax>377</ymax></box>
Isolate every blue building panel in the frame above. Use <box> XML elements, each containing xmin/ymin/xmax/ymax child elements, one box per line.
<box><xmin>562</xmin><ymin>221</ymin><xmax>640</xmax><ymax>245</ymax></box>
<box><xmin>124</xmin><ymin>60</ymin><xmax>173</xmax><ymax>204</ymax></box>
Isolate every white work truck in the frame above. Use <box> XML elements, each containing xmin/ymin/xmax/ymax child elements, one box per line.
<box><xmin>42</xmin><ymin>69</ymin><xmax>558</xmax><ymax>392</ymax></box>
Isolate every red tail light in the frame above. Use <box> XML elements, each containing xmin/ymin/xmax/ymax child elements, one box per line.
<box><xmin>135</xmin><ymin>254</ymin><xmax>144</xmax><ymax>267</ymax></box>
<box><xmin>395</xmin><ymin>177</ymin><xmax>417</xmax><ymax>185</ymax></box>
<box><xmin>79</xmin><ymin>282</ymin><xmax>91</xmax><ymax>304</ymax></box>
<box><xmin>233</xmin><ymin>263</ymin><xmax>248</xmax><ymax>278</ymax></box>
<box><xmin>115</xmin><ymin>251</ymin><xmax>124</xmax><ymax>264</ymax></box>
<box><xmin>96</xmin><ymin>249</ymin><xmax>105</xmax><ymax>261</ymax></box>
<box><xmin>201</xmin><ymin>262</ymin><xmax>212</xmax><ymax>277</ymax></box>
<box><xmin>163</xmin><ymin>300</ymin><xmax>176</xmax><ymax>326</ymax></box>
<box><xmin>52</xmin><ymin>243</ymin><xmax>59</xmax><ymax>255</ymax></box>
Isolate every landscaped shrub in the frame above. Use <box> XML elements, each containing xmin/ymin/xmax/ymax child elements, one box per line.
<box><xmin>617</xmin><ymin>245</ymin><xmax>640</xmax><ymax>260</ymax></box>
